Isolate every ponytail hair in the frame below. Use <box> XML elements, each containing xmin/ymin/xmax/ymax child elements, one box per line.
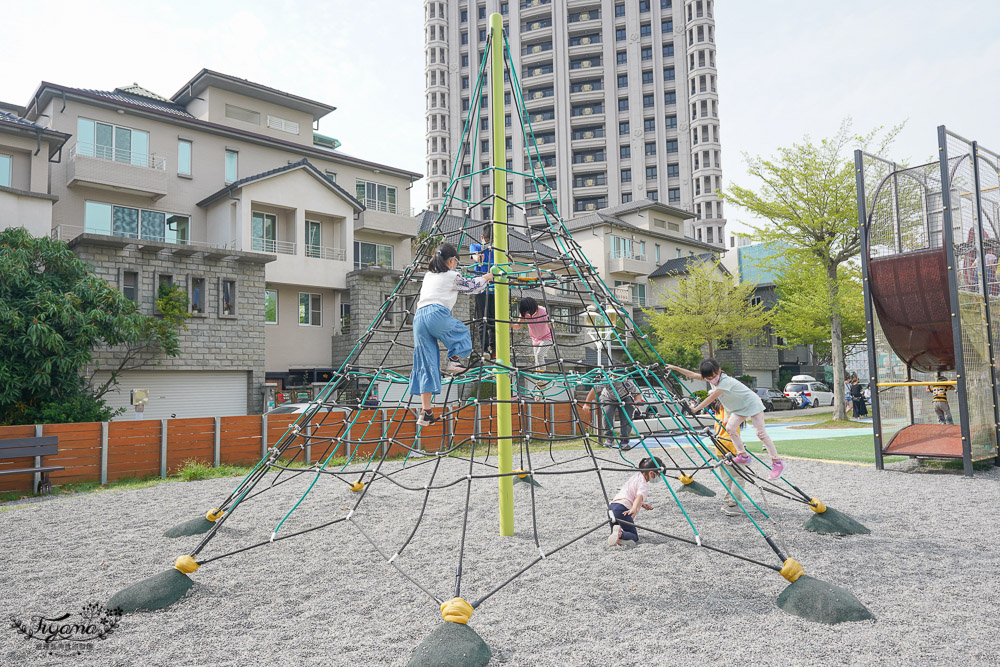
<box><xmin>638</xmin><ymin>456</ymin><xmax>664</xmax><ymax>473</ymax></box>
<box><xmin>428</xmin><ymin>243</ymin><xmax>459</xmax><ymax>273</ymax></box>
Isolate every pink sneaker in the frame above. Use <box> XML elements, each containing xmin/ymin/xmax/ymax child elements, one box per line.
<box><xmin>607</xmin><ymin>525</ymin><xmax>622</xmax><ymax>547</ymax></box>
<box><xmin>769</xmin><ymin>460</ymin><xmax>784</xmax><ymax>479</ymax></box>
<box><xmin>733</xmin><ymin>453</ymin><xmax>751</xmax><ymax>465</ymax></box>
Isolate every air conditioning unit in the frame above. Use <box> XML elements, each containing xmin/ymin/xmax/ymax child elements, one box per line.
<box><xmin>580</xmin><ymin>36</ymin><xmax>591</xmax><ymax>45</ymax></box>
<box><xmin>531</xmin><ymin>21</ymin><xmax>541</xmax><ymax>30</ymax></box>
<box><xmin>583</xmin><ymin>131</ymin><xmax>594</xmax><ymax>139</ymax></box>
<box><xmin>581</xmin><ymin>83</ymin><xmax>593</xmax><ymax>91</ymax></box>
<box><xmin>584</xmin><ymin>155</ymin><xmax>594</xmax><ymax>162</ymax></box>
<box><xmin>581</xmin><ymin>60</ymin><xmax>591</xmax><ymax>67</ymax></box>
<box><xmin>535</xmin><ymin>114</ymin><xmax>544</xmax><ymax>122</ymax></box>
<box><xmin>586</xmin><ymin>203</ymin><xmax>596</xmax><ymax>210</ymax></box>
<box><xmin>532</xmin><ymin>45</ymin><xmax>542</xmax><ymax>53</ymax></box>
<box><xmin>537</xmin><ymin>137</ymin><xmax>546</xmax><ymax>144</ymax></box>
<box><xmin>582</xmin><ymin>107</ymin><xmax>593</xmax><ymax>115</ymax></box>
<box><xmin>533</xmin><ymin>91</ymin><xmax>544</xmax><ymax>99</ymax></box>
<box><xmin>533</xmin><ymin>68</ymin><xmax>543</xmax><ymax>76</ymax></box>
<box><xmin>585</xmin><ymin>178</ymin><xmax>595</xmax><ymax>186</ymax></box>
<box><xmin>579</xmin><ymin>12</ymin><xmax>590</xmax><ymax>20</ymax></box>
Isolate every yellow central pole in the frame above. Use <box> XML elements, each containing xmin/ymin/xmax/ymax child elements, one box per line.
<box><xmin>489</xmin><ymin>12</ymin><xmax>514</xmax><ymax>537</ymax></box>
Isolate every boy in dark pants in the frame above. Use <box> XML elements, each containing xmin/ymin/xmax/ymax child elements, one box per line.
<box><xmin>470</xmin><ymin>227</ymin><xmax>495</xmax><ymax>358</ymax></box>
<box><xmin>927</xmin><ymin>375</ymin><xmax>954</xmax><ymax>424</ymax></box>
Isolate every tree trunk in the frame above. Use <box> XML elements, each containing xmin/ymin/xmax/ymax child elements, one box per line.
<box><xmin>827</xmin><ymin>262</ymin><xmax>848</xmax><ymax>420</ymax></box>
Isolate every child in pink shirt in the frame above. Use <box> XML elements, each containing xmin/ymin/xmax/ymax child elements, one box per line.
<box><xmin>607</xmin><ymin>456</ymin><xmax>663</xmax><ymax>545</ymax></box>
<box><xmin>511</xmin><ymin>297</ymin><xmax>554</xmax><ymax>388</ymax></box>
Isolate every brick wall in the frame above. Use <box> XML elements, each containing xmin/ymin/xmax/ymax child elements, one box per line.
<box><xmin>69</xmin><ymin>234</ymin><xmax>271</xmax><ymax>413</ymax></box>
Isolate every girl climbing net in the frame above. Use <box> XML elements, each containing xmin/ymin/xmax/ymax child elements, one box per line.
<box><xmin>666</xmin><ymin>359</ymin><xmax>786</xmax><ymax>480</ymax></box>
<box><xmin>410</xmin><ymin>243</ymin><xmax>493</xmax><ymax>426</ymax></box>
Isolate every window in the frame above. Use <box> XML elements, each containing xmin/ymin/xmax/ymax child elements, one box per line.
<box><xmin>618</xmin><ymin>98</ymin><xmax>629</xmax><ymax>112</ymax></box>
<box><xmin>667</xmin><ymin>163</ymin><xmax>679</xmax><ymax>178</ymax></box>
<box><xmin>158</xmin><ymin>273</ymin><xmax>174</xmax><ymax>292</ymax></box>
<box><xmin>570</xmin><ymin>80</ymin><xmax>602</xmax><ymax>93</ymax></box>
<box><xmin>616</xmin><ymin>27</ymin><xmax>626</xmax><ymax>41</ymax></box>
<box><xmin>569</xmin><ymin>33</ymin><xmax>600</xmax><ymax>46</ymax></box>
<box><xmin>707</xmin><ymin>227</ymin><xmax>714</xmax><ymax>243</ymax></box>
<box><xmin>622</xmin><ymin>192</ymin><xmax>633</xmax><ymax>203</ymax></box>
<box><xmin>461</xmin><ymin>32</ymin><xmax>468</xmax><ymax>45</ymax></box>
<box><xmin>461</xmin><ymin>8</ymin><xmax>468</xmax><ymax>21</ymax></box>
<box><xmin>661</xmin><ymin>0</ymin><xmax>671</xmax><ymax>7</ymax></box>
<box><xmin>668</xmin><ymin>188</ymin><xmax>681</xmax><ymax>202</ymax></box>
<box><xmin>252</xmin><ymin>212</ymin><xmax>277</xmax><ymax>252</ymax></box>
<box><xmin>662</xmin><ymin>19</ymin><xmax>673</xmax><ymax>32</ymax></box>
<box><xmin>664</xmin><ymin>91</ymin><xmax>676</xmax><ymax>105</ymax></box>
<box><xmin>641</xmin><ymin>47</ymin><xmax>652</xmax><ymax>60</ymax></box>
<box><xmin>668</xmin><ymin>220</ymin><xmax>680</xmax><ymax>232</ymax></box>
<box><xmin>225</xmin><ymin>150</ymin><xmax>238</xmax><ymax>183</ymax></box>
<box><xmin>617</xmin><ymin>74</ymin><xmax>628</xmax><ymax>88</ymax></box>
<box><xmin>340</xmin><ymin>303</ymin><xmax>351</xmax><ymax>334</ymax></box>
<box><xmin>121</xmin><ymin>270</ymin><xmax>138</xmax><ymax>303</ymax></box>
<box><xmin>177</xmin><ymin>140</ymin><xmax>191</xmax><ymax>176</ymax></box>
<box><xmin>325</xmin><ymin>170</ymin><xmax>337</xmax><ymax>183</ymax></box>
<box><xmin>621</xmin><ymin>168</ymin><xmax>632</xmax><ymax>183</ymax></box>
<box><xmin>190</xmin><ymin>277</ymin><xmax>206</xmax><ymax>314</ymax></box>
<box><xmin>619</xmin><ymin>121</ymin><xmax>630</xmax><ymax>135</ymax></box>
<box><xmin>645</xmin><ymin>142</ymin><xmax>656</xmax><ymax>156</ymax></box>
<box><xmin>267</xmin><ymin>115</ymin><xmax>300</xmax><ymax>135</ymax></box>
<box><xmin>646</xmin><ymin>166</ymin><xmax>657</xmax><ymax>179</ymax></box>
<box><xmin>384</xmin><ymin>294</ymin><xmax>417</xmax><ymax>325</ymax></box>
<box><xmin>76</xmin><ymin>118</ymin><xmax>149</xmax><ymax>165</ymax></box>
<box><xmin>639</xmin><ymin>0</ymin><xmax>650</xmax><ymax>11</ymax></box>
<box><xmin>461</xmin><ymin>54</ymin><xmax>469</xmax><ymax>67</ymax></box>
<box><xmin>265</xmin><ymin>288</ymin><xmax>278</xmax><ymax>324</ymax></box>
<box><xmin>666</xmin><ymin>140</ymin><xmax>678</xmax><ymax>153</ymax></box>
<box><xmin>355</xmin><ymin>179</ymin><xmax>398</xmax><ymax>213</ymax></box>
<box><xmin>616</xmin><ymin>51</ymin><xmax>627</xmax><ymax>65</ymax></box>
<box><xmin>655</xmin><ymin>244</ymin><xmax>661</xmax><ymax>262</ymax></box>
<box><xmin>225</xmin><ymin>104</ymin><xmax>260</xmax><ymax>125</ymax></box>
<box><xmin>642</xmin><ymin>71</ymin><xmax>654</xmax><ymax>85</ymax></box>
<box><xmin>620</xmin><ymin>145</ymin><xmax>631</xmax><ymax>159</ymax></box>
<box><xmin>478</xmin><ymin>5</ymin><xmax>486</xmax><ymax>18</ymax></box>
<box><xmin>354</xmin><ymin>241</ymin><xmax>394</xmax><ymax>269</ymax></box>
<box><xmin>665</xmin><ymin>115</ymin><xmax>677</xmax><ymax>129</ymax></box>
<box><xmin>643</xmin><ymin>94</ymin><xmax>654</xmax><ymax>108</ymax></box>
<box><xmin>663</xmin><ymin>67</ymin><xmax>675</xmax><ymax>81</ymax></box>
<box><xmin>663</xmin><ymin>43</ymin><xmax>674</xmax><ymax>57</ymax></box>
<box><xmin>640</xmin><ymin>23</ymin><xmax>651</xmax><ymax>37</ymax></box>
<box><xmin>305</xmin><ymin>220</ymin><xmax>322</xmax><ymax>258</ymax></box>
<box><xmin>615</xmin><ymin>4</ymin><xmax>625</xmax><ymax>17</ymax></box>
<box><xmin>299</xmin><ymin>292</ymin><xmax>321</xmax><ymax>326</ymax></box>
<box><xmin>648</xmin><ymin>190</ymin><xmax>658</xmax><ymax>201</ymax></box>
<box><xmin>84</xmin><ymin>201</ymin><xmax>189</xmax><ymax>243</ymax></box>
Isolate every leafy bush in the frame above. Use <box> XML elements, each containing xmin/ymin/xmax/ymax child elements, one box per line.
<box><xmin>177</xmin><ymin>459</ymin><xmax>213</xmax><ymax>482</ymax></box>
<box><xmin>693</xmin><ymin>390</ymin><xmax>709</xmax><ymax>401</ymax></box>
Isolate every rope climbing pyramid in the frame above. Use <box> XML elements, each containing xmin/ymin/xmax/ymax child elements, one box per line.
<box><xmin>109</xmin><ymin>16</ymin><xmax>873</xmax><ymax>663</ymax></box>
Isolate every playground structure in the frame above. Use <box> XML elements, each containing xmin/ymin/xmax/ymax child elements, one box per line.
<box><xmin>108</xmin><ymin>17</ymin><xmax>873</xmax><ymax>663</ymax></box>
<box><xmin>856</xmin><ymin>127</ymin><xmax>1000</xmax><ymax>476</ymax></box>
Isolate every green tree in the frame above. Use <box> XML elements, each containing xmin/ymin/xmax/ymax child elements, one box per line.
<box><xmin>724</xmin><ymin>119</ymin><xmax>899</xmax><ymax>419</ymax></box>
<box><xmin>643</xmin><ymin>257</ymin><xmax>772</xmax><ymax>357</ymax></box>
<box><xmin>0</xmin><ymin>228</ymin><xmax>185</xmax><ymax>424</ymax></box>
<box><xmin>769</xmin><ymin>257</ymin><xmax>866</xmax><ymax>367</ymax></box>
<box><xmin>626</xmin><ymin>325</ymin><xmax>703</xmax><ymax>370</ymax></box>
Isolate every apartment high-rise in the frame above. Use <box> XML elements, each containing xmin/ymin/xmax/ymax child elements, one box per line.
<box><xmin>423</xmin><ymin>0</ymin><xmax>725</xmax><ymax>246</ymax></box>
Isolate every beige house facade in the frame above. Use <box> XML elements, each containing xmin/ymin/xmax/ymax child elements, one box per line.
<box><xmin>7</xmin><ymin>70</ymin><xmax>421</xmax><ymax>417</ymax></box>
<box><xmin>0</xmin><ymin>105</ymin><xmax>69</xmax><ymax>236</ymax></box>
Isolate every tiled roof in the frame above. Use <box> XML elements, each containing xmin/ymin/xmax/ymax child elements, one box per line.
<box><xmin>196</xmin><ymin>158</ymin><xmax>364</xmax><ymax>210</ymax></box>
<box><xmin>565</xmin><ymin>211</ymin><xmax>641</xmax><ymax>231</ymax></box>
<box><xmin>0</xmin><ymin>109</ymin><xmax>54</xmax><ymax>131</ymax></box>
<box><xmin>115</xmin><ymin>84</ymin><xmax>172</xmax><ymax>103</ymax></box>
<box><xmin>416</xmin><ymin>210</ymin><xmax>562</xmax><ymax>259</ymax></box>
<box><xmin>648</xmin><ymin>252</ymin><xmax>728</xmax><ymax>279</ymax></box>
<box><xmin>78</xmin><ymin>87</ymin><xmax>194</xmax><ymax>118</ymax></box>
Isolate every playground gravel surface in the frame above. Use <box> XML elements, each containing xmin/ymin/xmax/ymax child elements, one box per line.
<box><xmin>2</xmin><ymin>454</ymin><xmax>999</xmax><ymax>666</ymax></box>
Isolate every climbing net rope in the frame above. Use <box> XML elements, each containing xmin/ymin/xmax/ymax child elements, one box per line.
<box><xmin>179</xmin><ymin>26</ymin><xmax>824</xmax><ymax>615</ymax></box>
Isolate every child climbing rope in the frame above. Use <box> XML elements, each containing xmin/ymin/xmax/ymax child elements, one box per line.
<box><xmin>469</xmin><ymin>226</ymin><xmax>496</xmax><ymax>360</ymax></box>
<box><xmin>410</xmin><ymin>243</ymin><xmax>493</xmax><ymax>427</ymax></box>
<box><xmin>927</xmin><ymin>375</ymin><xmax>955</xmax><ymax>425</ymax></box>
<box><xmin>710</xmin><ymin>400</ymin><xmax>746</xmax><ymax>516</ymax></box>
<box><xmin>510</xmin><ymin>296</ymin><xmax>553</xmax><ymax>389</ymax></box>
<box><xmin>581</xmin><ymin>377</ymin><xmax>643</xmax><ymax>450</ymax></box>
<box><xmin>665</xmin><ymin>359</ymin><xmax>785</xmax><ymax>480</ymax></box>
<box><xmin>607</xmin><ymin>456</ymin><xmax>663</xmax><ymax>546</ymax></box>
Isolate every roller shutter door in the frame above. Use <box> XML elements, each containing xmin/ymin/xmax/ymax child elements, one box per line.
<box><xmin>98</xmin><ymin>371</ymin><xmax>249</xmax><ymax>420</ymax></box>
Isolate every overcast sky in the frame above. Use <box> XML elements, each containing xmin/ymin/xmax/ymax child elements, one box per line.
<box><xmin>5</xmin><ymin>1</ymin><xmax>998</xmax><ymax>232</ymax></box>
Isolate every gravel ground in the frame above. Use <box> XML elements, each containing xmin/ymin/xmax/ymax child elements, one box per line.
<box><xmin>2</xmin><ymin>453</ymin><xmax>999</xmax><ymax>666</ymax></box>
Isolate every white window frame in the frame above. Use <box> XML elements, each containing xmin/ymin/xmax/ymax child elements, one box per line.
<box><xmin>299</xmin><ymin>292</ymin><xmax>322</xmax><ymax>327</ymax></box>
<box><xmin>76</xmin><ymin>117</ymin><xmax>149</xmax><ymax>165</ymax></box>
<box><xmin>305</xmin><ymin>220</ymin><xmax>322</xmax><ymax>258</ymax></box>
<box><xmin>265</xmin><ymin>288</ymin><xmax>278</xmax><ymax>325</ymax></box>
<box><xmin>0</xmin><ymin>153</ymin><xmax>11</xmax><ymax>188</ymax></box>
<box><xmin>266</xmin><ymin>115</ymin><xmax>300</xmax><ymax>135</ymax></box>
<box><xmin>177</xmin><ymin>139</ymin><xmax>192</xmax><ymax>177</ymax></box>
<box><xmin>225</xmin><ymin>150</ymin><xmax>238</xmax><ymax>183</ymax></box>
<box><xmin>355</xmin><ymin>179</ymin><xmax>398</xmax><ymax>214</ymax></box>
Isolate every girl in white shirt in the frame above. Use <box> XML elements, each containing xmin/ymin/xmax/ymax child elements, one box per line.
<box><xmin>607</xmin><ymin>456</ymin><xmax>662</xmax><ymax>546</ymax></box>
<box><xmin>411</xmin><ymin>243</ymin><xmax>493</xmax><ymax>426</ymax></box>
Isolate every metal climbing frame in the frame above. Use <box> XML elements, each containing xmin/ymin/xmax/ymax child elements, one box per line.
<box><xmin>855</xmin><ymin>126</ymin><xmax>1000</xmax><ymax>476</ymax></box>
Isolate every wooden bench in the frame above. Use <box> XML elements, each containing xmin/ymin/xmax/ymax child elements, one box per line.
<box><xmin>0</xmin><ymin>436</ymin><xmax>65</xmax><ymax>494</ymax></box>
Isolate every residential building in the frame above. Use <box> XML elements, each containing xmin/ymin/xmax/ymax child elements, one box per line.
<box><xmin>0</xmin><ymin>104</ymin><xmax>70</xmax><ymax>236</ymax></box>
<box><xmin>564</xmin><ymin>198</ymin><xmax>718</xmax><ymax>315</ymax></box>
<box><xmin>14</xmin><ymin>70</ymin><xmax>421</xmax><ymax>418</ymax></box>
<box><xmin>423</xmin><ymin>0</ymin><xmax>725</xmax><ymax>247</ymax></box>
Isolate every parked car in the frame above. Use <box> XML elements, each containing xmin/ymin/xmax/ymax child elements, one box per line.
<box><xmin>266</xmin><ymin>403</ymin><xmax>351</xmax><ymax>418</ymax></box>
<box><xmin>783</xmin><ymin>377</ymin><xmax>836</xmax><ymax>407</ymax></box>
<box><xmin>755</xmin><ymin>387</ymin><xmax>794</xmax><ymax>412</ymax></box>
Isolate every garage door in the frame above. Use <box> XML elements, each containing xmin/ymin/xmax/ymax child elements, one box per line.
<box><xmin>97</xmin><ymin>371</ymin><xmax>249</xmax><ymax>421</ymax></box>
<box><xmin>750</xmin><ymin>372</ymin><xmax>774</xmax><ymax>389</ymax></box>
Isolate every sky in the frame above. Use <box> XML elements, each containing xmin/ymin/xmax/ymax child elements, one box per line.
<box><xmin>4</xmin><ymin>0</ymin><xmax>999</xmax><ymax>234</ymax></box>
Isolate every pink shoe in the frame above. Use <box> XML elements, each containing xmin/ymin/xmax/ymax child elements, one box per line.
<box><xmin>768</xmin><ymin>460</ymin><xmax>784</xmax><ymax>479</ymax></box>
<box><xmin>733</xmin><ymin>453</ymin><xmax>751</xmax><ymax>465</ymax></box>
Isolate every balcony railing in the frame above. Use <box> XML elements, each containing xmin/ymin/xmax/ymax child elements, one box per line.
<box><xmin>70</xmin><ymin>143</ymin><xmax>166</xmax><ymax>171</ymax></box>
<box><xmin>305</xmin><ymin>245</ymin><xmax>347</xmax><ymax>260</ymax></box>
<box><xmin>609</xmin><ymin>250</ymin><xmax>647</xmax><ymax>262</ymax></box>
<box><xmin>252</xmin><ymin>238</ymin><xmax>296</xmax><ymax>255</ymax></box>
<box><xmin>361</xmin><ymin>198</ymin><xmax>398</xmax><ymax>214</ymax></box>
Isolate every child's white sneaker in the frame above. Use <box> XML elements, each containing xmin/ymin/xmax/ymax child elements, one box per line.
<box><xmin>721</xmin><ymin>504</ymin><xmax>742</xmax><ymax>516</ymax></box>
<box><xmin>607</xmin><ymin>525</ymin><xmax>622</xmax><ymax>546</ymax></box>
<box><xmin>416</xmin><ymin>410</ymin><xmax>438</xmax><ymax>427</ymax></box>
<box><xmin>443</xmin><ymin>359</ymin><xmax>467</xmax><ymax>375</ymax></box>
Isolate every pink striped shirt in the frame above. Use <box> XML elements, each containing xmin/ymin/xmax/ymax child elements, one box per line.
<box><xmin>611</xmin><ymin>472</ymin><xmax>649</xmax><ymax>508</ymax></box>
